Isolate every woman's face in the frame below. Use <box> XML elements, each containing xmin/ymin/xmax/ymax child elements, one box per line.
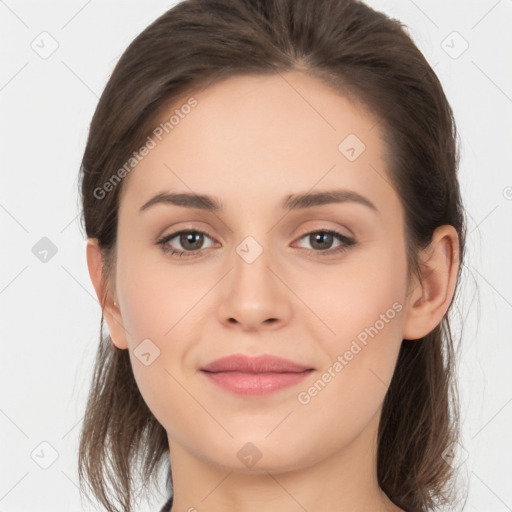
<box><xmin>108</xmin><ymin>71</ymin><xmax>416</xmax><ymax>473</ymax></box>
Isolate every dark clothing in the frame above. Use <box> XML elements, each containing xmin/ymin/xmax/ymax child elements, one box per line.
<box><xmin>159</xmin><ymin>495</ymin><xmax>173</xmax><ymax>512</ymax></box>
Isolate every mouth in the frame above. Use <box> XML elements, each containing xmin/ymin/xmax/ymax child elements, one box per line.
<box><xmin>199</xmin><ymin>354</ymin><xmax>315</xmax><ymax>396</ymax></box>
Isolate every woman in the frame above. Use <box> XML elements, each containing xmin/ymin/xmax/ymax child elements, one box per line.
<box><xmin>78</xmin><ymin>1</ymin><xmax>467</xmax><ymax>511</ymax></box>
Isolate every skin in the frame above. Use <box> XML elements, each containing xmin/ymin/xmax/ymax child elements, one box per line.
<box><xmin>87</xmin><ymin>71</ymin><xmax>460</xmax><ymax>512</ymax></box>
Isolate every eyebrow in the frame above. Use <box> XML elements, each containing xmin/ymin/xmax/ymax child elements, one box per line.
<box><xmin>139</xmin><ymin>188</ymin><xmax>379</xmax><ymax>214</ymax></box>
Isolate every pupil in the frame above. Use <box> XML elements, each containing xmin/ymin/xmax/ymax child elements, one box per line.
<box><xmin>312</xmin><ymin>232</ymin><xmax>332</xmax><ymax>250</ymax></box>
<box><xmin>182</xmin><ymin>232</ymin><xmax>203</xmax><ymax>250</ymax></box>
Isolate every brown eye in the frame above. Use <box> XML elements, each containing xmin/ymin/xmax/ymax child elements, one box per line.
<box><xmin>295</xmin><ymin>229</ymin><xmax>355</xmax><ymax>256</ymax></box>
<box><xmin>309</xmin><ymin>232</ymin><xmax>335</xmax><ymax>250</ymax></box>
<box><xmin>178</xmin><ymin>232</ymin><xmax>205</xmax><ymax>251</ymax></box>
<box><xmin>157</xmin><ymin>230</ymin><xmax>215</xmax><ymax>257</ymax></box>
<box><xmin>156</xmin><ymin>228</ymin><xmax>355</xmax><ymax>259</ymax></box>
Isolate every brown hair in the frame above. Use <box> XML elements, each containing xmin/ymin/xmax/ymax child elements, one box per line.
<box><xmin>77</xmin><ymin>1</ymin><xmax>467</xmax><ymax>511</ymax></box>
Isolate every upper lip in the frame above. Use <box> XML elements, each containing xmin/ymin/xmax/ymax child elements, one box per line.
<box><xmin>200</xmin><ymin>354</ymin><xmax>313</xmax><ymax>373</ymax></box>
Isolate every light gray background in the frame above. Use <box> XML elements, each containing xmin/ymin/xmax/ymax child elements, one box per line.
<box><xmin>1</xmin><ymin>1</ymin><xmax>511</xmax><ymax>511</ymax></box>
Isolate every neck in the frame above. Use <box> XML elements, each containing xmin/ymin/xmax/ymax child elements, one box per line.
<box><xmin>167</xmin><ymin>409</ymin><xmax>403</xmax><ymax>512</ymax></box>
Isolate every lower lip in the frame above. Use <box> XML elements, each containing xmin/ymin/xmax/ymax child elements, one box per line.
<box><xmin>200</xmin><ymin>370</ymin><xmax>314</xmax><ymax>396</ymax></box>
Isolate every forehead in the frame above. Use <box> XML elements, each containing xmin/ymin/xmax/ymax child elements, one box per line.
<box><xmin>118</xmin><ymin>71</ymin><xmax>397</xmax><ymax>218</ymax></box>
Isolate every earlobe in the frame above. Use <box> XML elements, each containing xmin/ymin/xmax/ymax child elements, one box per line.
<box><xmin>86</xmin><ymin>238</ymin><xmax>129</xmax><ymax>350</ymax></box>
<box><xmin>402</xmin><ymin>225</ymin><xmax>460</xmax><ymax>341</ymax></box>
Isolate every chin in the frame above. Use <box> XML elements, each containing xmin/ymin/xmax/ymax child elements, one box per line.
<box><xmin>196</xmin><ymin>434</ymin><xmax>317</xmax><ymax>474</ymax></box>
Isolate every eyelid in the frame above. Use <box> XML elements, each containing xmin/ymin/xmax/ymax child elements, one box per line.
<box><xmin>292</xmin><ymin>228</ymin><xmax>355</xmax><ymax>253</ymax></box>
<box><xmin>156</xmin><ymin>225</ymin><xmax>355</xmax><ymax>259</ymax></box>
<box><xmin>156</xmin><ymin>221</ymin><xmax>215</xmax><ymax>239</ymax></box>
<box><xmin>156</xmin><ymin>228</ymin><xmax>217</xmax><ymax>249</ymax></box>
<box><xmin>156</xmin><ymin>224</ymin><xmax>352</xmax><ymax>245</ymax></box>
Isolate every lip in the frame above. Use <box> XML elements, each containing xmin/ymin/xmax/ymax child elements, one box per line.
<box><xmin>200</xmin><ymin>354</ymin><xmax>314</xmax><ymax>396</ymax></box>
<box><xmin>201</xmin><ymin>354</ymin><xmax>313</xmax><ymax>373</ymax></box>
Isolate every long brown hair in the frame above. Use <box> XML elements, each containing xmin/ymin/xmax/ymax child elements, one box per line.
<box><xmin>77</xmin><ymin>1</ymin><xmax>467</xmax><ymax>511</ymax></box>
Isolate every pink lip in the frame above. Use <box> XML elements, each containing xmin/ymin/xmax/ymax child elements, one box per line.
<box><xmin>200</xmin><ymin>354</ymin><xmax>314</xmax><ymax>396</ymax></box>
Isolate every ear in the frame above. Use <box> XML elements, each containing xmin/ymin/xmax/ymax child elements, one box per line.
<box><xmin>86</xmin><ymin>238</ymin><xmax>129</xmax><ymax>350</ymax></box>
<box><xmin>402</xmin><ymin>225</ymin><xmax>460</xmax><ymax>341</ymax></box>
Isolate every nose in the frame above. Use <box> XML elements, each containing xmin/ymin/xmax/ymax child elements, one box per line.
<box><xmin>217</xmin><ymin>239</ymin><xmax>292</xmax><ymax>332</ymax></box>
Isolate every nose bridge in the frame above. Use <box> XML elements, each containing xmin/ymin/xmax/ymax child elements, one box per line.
<box><xmin>218</xmin><ymin>231</ymin><xmax>290</xmax><ymax>329</ymax></box>
<box><xmin>231</xmin><ymin>233</ymin><xmax>275</xmax><ymax>299</ymax></box>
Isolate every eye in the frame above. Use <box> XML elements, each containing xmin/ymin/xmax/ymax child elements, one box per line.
<box><xmin>156</xmin><ymin>230</ymin><xmax>215</xmax><ymax>257</ymax></box>
<box><xmin>156</xmin><ymin>228</ymin><xmax>355</xmax><ymax>258</ymax></box>
<box><xmin>294</xmin><ymin>229</ymin><xmax>355</xmax><ymax>256</ymax></box>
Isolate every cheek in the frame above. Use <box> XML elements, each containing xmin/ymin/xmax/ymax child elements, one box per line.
<box><xmin>296</xmin><ymin>296</ymin><xmax>404</xmax><ymax>451</ymax></box>
<box><xmin>116</xmin><ymin>247</ymin><xmax>203</xmax><ymax>344</ymax></box>
<box><xmin>310</xmin><ymin>245</ymin><xmax>406</xmax><ymax>345</ymax></box>
<box><xmin>300</xmin><ymin>248</ymin><xmax>406</xmax><ymax>410</ymax></box>
<box><xmin>115</xmin><ymin>257</ymin><xmax>194</xmax><ymax>427</ymax></box>
<box><xmin>115</xmin><ymin>250</ymin><xmax>210</xmax><ymax>423</ymax></box>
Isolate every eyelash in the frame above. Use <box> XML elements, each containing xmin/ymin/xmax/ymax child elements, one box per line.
<box><xmin>156</xmin><ymin>228</ymin><xmax>355</xmax><ymax>259</ymax></box>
